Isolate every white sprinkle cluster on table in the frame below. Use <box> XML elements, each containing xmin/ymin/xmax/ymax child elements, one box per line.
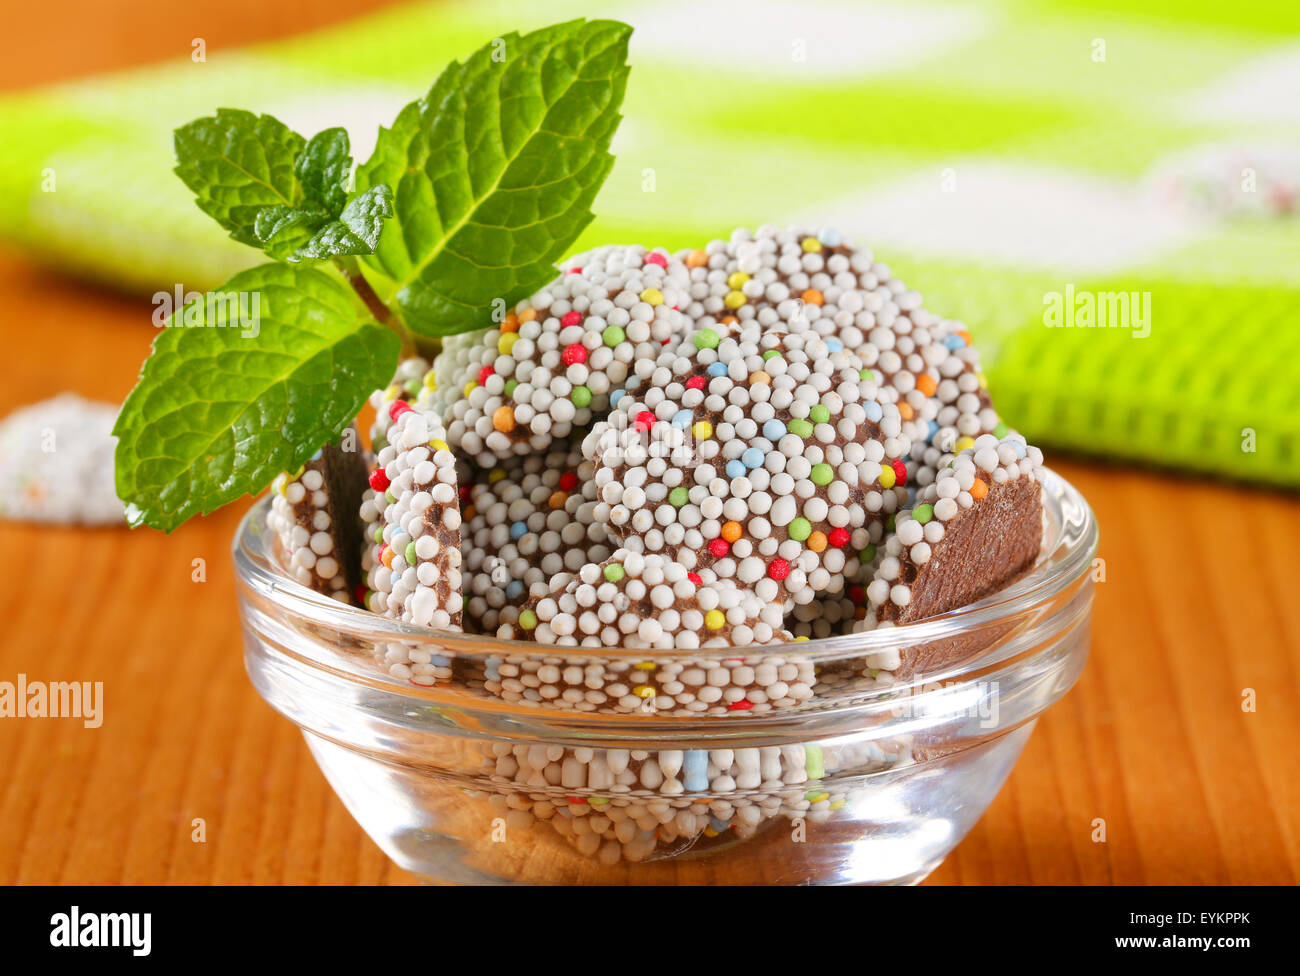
<box><xmin>462</xmin><ymin>439</ymin><xmax>615</xmax><ymax>633</ymax></box>
<box><xmin>0</xmin><ymin>394</ymin><xmax>124</xmax><ymax>526</ymax></box>
<box><xmin>472</xmin><ymin>736</ymin><xmax>909</xmax><ymax>864</ymax></box>
<box><xmin>865</xmin><ymin>433</ymin><xmax>1045</xmax><ymax>623</ymax></box>
<box><xmin>429</xmin><ymin>244</ymin><xmax>691</xmax><ymax>467</ymax></box>
<box><xmin>359</xmin><ymin>403</ymin><xmax>464</xmax><ymax>632</ymax></box>
<box><xmin>583</xmin><ymin>328</ymin><xmax>909</xmax><ymax>612</ymax></box>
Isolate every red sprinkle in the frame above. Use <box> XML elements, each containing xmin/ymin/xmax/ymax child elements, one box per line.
<box><xmin>562</xmin><ymin>343</ymin><xmax>588</xmax><ymax>366</ymax></box>
<box><xmin>708</xmin><ymin>538</ymin><xmax>730</xmax><ymax>558</ymax></box>
<box><xmin>558</xmin><ymin>472</ymin><xmax>579</xmax><ymax>491</ymax></box>
<box><xmin>567</xmin><ymin>796</ymin><xmax>587</xmax><ymax>804</ymax></box>
<box><xmin>561</xmin><ymin>310</ymin><xmax>583</xmax><ymax>327</ymax></box>
<box><xmin>567</xmin><ymin>267</ymin><xmax>582</xmax><ymax>275</ymax></box>
<box><xmin>686</xmin><ymin>375</ymin><xmax>708</xmax><ymax>390</ymax></box>
<box><xmin>828</xmin><ymin>527</ymin><xmax>851</xmax><ymax>548</ymax></box>
<box><xmin>388</xmin><ymin>400</ymin><xmax>412</xmax><ymax>421</ymax></box>
<box><xmin>687</xmin><ymin>571</ymin><xmax>702</xmax><ymax>585</ymax></box>
<box><xmin>767</xmin><ymin>557</ymin><xmax>790</xmax><ymax>581</ymax></box>
<box><xmin>728</xmin><ymin>699</ymin><xmax>754</xmax><ymax>711</ymax></box>
<box><xmin>645</xmin><ymin>252</ymin><xmax>668</xmax><ymax>268</ymax></box>
<box><xmin>892</xmin><ymin>459</ymin><xmax>908</xmax><ymax>486</ymax></box>
<box><xmin>478</xmin><ymin>365</ymin><xmax>495</xmax><ymax>386</ymax></box>
<box><xmin>459</xmin><ymin>484</ymin><xmax>472</xmax><ymax>501</ymax></box>
<box><xmin>849</xmin><ymin>585</ymin><xmax>866</xmax><ymax>604</ymax></box>
<box><xmin>634</xmin><ymin>410</ymin><xmax>657</xmax><ymax>431</ymax></box>
<box><xmin>368</xmin><ymin>468</ymin><xmax>390</xmax><ymax>492</ymax></box>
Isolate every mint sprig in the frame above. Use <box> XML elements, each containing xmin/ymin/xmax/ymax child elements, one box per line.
<box><xmin>357</xmin><ymin>18</ymin><xmax>632</xmax><ymax>336</ymax></box>
<box><xmin>116</xmin><ymin>18</ymin><xmax>632</xmax><ymax>532</ymax></box>
<box><xmin>113</xmin><ymin>264</ymin><xmax>400</xmax><ymax>531</ymax></box>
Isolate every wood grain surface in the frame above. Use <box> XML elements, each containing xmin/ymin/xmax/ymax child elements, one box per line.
<box><xmin>1</xmin><ymin>0</ymin><xmax>1298</xmax><ymax>886</ymax></box>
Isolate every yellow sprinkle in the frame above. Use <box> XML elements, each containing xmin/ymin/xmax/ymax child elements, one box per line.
<box><xmin>878</xmin><ymin>464</ymin><xmax>896</xmax><ymax>489</ymax></box>
<box><xmin>422</xmin><ymin>371</ymin><xmax>437</xmax><ymax>391</ymax></box>
<box><xmin>274</xmin><ymin>475</ymin><xmax>287</xmax><ymax>497</ymax></box>
<box><xmin>633</xmin><ymin>661</ymin><xmax>656</xmax><ymax>670</ymax></box>
<box><xmin>727</xmin><ymin>271</ymin><xmax>750</xmax><ymax>290</ymax></box>
<box><xmin>801</xmin><ymin>237</ymin><xmax>822</xmax><ymax>253</ymax></box>
<box><xmin>488</xmin><ymin>467</ymin><xmax>507</xmax><ymax>483</ymax></box>
<box><xmin>977</xmin><ymin>371</ymin><xmax>989</xmax><ymax>389</ymax></box>
<box><xmin>692</xmin><ymin>420</ymin><xmax>713</xmax><ymax>441</ymax></box>
<box><xmin>748</xmin><ymin>370</ymin><xmax>770</xmax><ymax>385</ymax></box>
<box><xmin>724</xmin><ymin>290</ymin><xmax>747</xmax><ymax>310</ymax></box>
<box><xmin>633</xmin><ymin>685</ymin><xmax>656</xmax><ymax>699</ymax></box>
<box><xmin>383</xmin><ymin>384</ymin><xmax>400</xmax><ymax>402</ymax></box>
<box><xmin>807</xmin><ymin>791</ymin><xmax>829</xmax><ymax>803</ymax></box>
<box><xmin>464</xmin><ymin>381</ymin><xmax>478</xmax><ymax>398</ymax></box>
<box><xmin>830</xmin><ymin>798</ymin><xmax>846</xmax><ymax>811</ymax></box>
<box><xmin>639</xmin><ymin>287</ymin><xmax>664</xmax><ymax>306</ymax></box>
<box><xmin>794</xmin><ymin>635</ymin><xmax>810</xmax><ymax>642</ymax></box>
<box><xmin>705</xmin><ymin>609</ymin><xmax>726</xmax><ymax>630</ymax></box>
<box><xmin>429</xmin><ymin>439</ymin><xmax>449</xmax><ymax>453</ymax></box>
<box><xmin>704</xmin><ymin>827</ymin><xmax>719</xmax><ymax>838</ymax></box>
<box><xmin>498</xmin><ymin>332</ymin><xmax>519</xmax><ymax>356</ymax></box>
<box><xmin>954</xmin><ymin>436</ymin><xmax>976</xmax><ymax>453</ymax></box>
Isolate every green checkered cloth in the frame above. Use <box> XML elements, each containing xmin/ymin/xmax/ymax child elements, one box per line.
<box><xmin>2</xmin><ymin>0</ymin><xmax>1297</xmax><ymax>485</ymax></box>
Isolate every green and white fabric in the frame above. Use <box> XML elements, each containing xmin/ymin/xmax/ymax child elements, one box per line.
<box><xmin>1</xmin><ymin>0</ymin><xmax>1297</xmax><ymax>484</ymax></box>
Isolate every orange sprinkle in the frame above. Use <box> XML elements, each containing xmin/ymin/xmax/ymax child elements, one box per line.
<box><xmin>686</xmin><ymin>249</ymin><xmax>709</xmax><ymax>268</ymax></box>
<box><xmin>501</xmin><ymin>314</ymin><xmax>520</xmax><ymax>333</ymax></box>
<box><xmin>381</xmin><ymin>547</ymin><xmax>395</xmax><ymax>569</ymax></box>
<box><xmin>463</xmin><ymin>505</ymin><xmax>476</xmax><ymax>521</ymax></box>
<box><xmin>518</xmin><ymin>308</ymin><xmax>538</xmax><ymax>323</ymax></box>
<box><xmin>970</xmin><ymin>477</ymin><xmax>988</xmax><ymax>500</ymax></box>
<box><xmin>720</xmin><ymin>315</ymin><xmax>738</xmax><ymax>326</ymax></box>
<box><xmin>916</xmin><ymin>373</ymin><xmax>937</xmax><ymax>397</ymax></box>
<box><xmin>801</xmin><ymin>288</ymin><xmax>824</xmax><ymax>306</ymax></box>
<box><xmin>549</xmin><ymin>491</ymin><xmax>567</xmax><ymax>509</ymax></box>
<box><xmin>807</xmin><ymin>531</ymin><xmax>828</xmax><ymax>553</ymax></box>
<box><xmin>957</xmin><ymin>329</ymin><xmax>973</xmax><ymax>346</ymax></box>
<box><xmin>721</xmin><ymin>520</ymin><xmax>742</xmax><ymax>543</ymax></box>
<box><xmin>898</xmin><ymin>402</ymin><xmax>915</xmax><ymax>421</ymax></box>
<box><xmin>492</xmin><ymin>406</ymin><xmax>516</xmax><ymax>433</ymax></box>
<box><xmin>749</xmin><ymin>370</ymin><xmax>770</xmax><ymax>385</ymax></box>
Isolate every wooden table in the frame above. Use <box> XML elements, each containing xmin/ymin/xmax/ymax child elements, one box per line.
<box><xmin>2</xmin><ymin>1</ymin><xmax>1298</xmax><ymax>886</ymax></box>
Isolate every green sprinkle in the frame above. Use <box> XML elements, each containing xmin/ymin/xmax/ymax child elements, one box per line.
<box><xmin>860</xmin><ymin>543</ymin><xmax>877</xmax><ymax>564</ymax></box>
<box><xmin>372</xmin><ymin>437</ymin><xmax>387</xmax><ymax>453</ymax></box>
<box><xmin>859</xmin><ymin>368</ymin><xmax>875</xmax><ymax>382</ymax></box>
<box><xmin>810</xmin><ymin>463</ymin><xmax>833</xmax><ymax>486</ymax></box>
<box><xmin>373</xmin><ymin>525</ymin><xmax>385</xmax><ymax>544</ymax></box>
<box><xmin>385</xmin><ymin>490</ymin><xmax>397</xmax><ymax>505</ymax></box>
<box><xmin>913</xmin><ymin>503</ymin><xmax>934</xmax><ymax>525</ymax></box>
<box><xmin>570</xmin><ymin>385</ymin><xmax>592</xmax><ymax>408</ymax></box>
<box><xmin>504</xmin><ymin>378</ymin><xmax>518</xmax><ymax>397</ymax></box>
<box><xmin>693</xmin><ymin>328</ymin><xmax>720</xmax><ymax>350</ymax></box>
<box><xmin>787</xmin><ymin>418</ymin><xmax>813</xmax><ymax>438</ymax></box>
<box><xmin>518</xmin><ymin>609</ymin><xmax>538</xmax><ymax>630</ymax></box>
<box><xmin>403</xmin><ymin>378</ymin><xmax>422</xmax><ymax>396</ymax></box>
<box><xmin>588</xmin><ymin>796</ymin><xmax>610</xmax><ymax>807</ymax></box>
<box><xmin>809</xmin><ymin>404</ymin><xmax>830</xmax><ymax>424</ymax></box>
<box><xmin>762</xmin><ymin>349</ymin><xmax>782</xmax><ymax>361</ymax></box>
<box><xmin>885</xmin><ymin>514</ymin><xmax>896</xmax><ymax>533</ymax></box>
<box><xmin>994</xmin><ymin>421</ymin><xmax>1010</xmax><ymax>438</ymax></box>
<box><xmin>669</xmin><ymin>486</ymin><xmax>689</xmax><ymax>507</ymax></box>
<box><xmin>603</xmin><ymin>563</ymin><xmax>625</xmax><ymax>583</ymax></box>
<box><xmin>804</xmin><ymin>744</ymin><xmax>825</xmax><ymax>779</ymax></box>
<box><xmin>404</xmin><ymin>541</ymin><xmax>417</xmax><ymax>565</ymax></box>
<box><xmin>602</xmin><ymin>325</ymin><xmax>626</xmax><ymax>347</ymax></box>
<box><xmin>788</xmin><ymin>517</ymin><xmax>812</xmax><ymax>541</ymax></box>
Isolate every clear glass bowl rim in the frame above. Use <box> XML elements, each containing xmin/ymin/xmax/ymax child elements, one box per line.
<box><xmin>234</xmin><ymin>466</ymin><xmax>1097</xmax><ymax>701</ymax></box>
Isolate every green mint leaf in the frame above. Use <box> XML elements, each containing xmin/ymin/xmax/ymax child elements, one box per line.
<box><xmin>292</xmin><ymin>185</ymin><xmax>395</xmax><ymax>261</ymax></box>
<box><xmin>254</xmin><ymin>203</ymin><xmax>333</xmax><ymax>259</ymax></box>
<box><xmin>113</xmin><ymin>263</ymin><xmax>400</xmax><ymax>532</ymax></box>
<box><xmin>356</xmin><ymin>18</ymin><xmax>632</xmax><ymax>336</ymax></box>
<box><xmin>295</xmin><ymin>127</ymin><xmax>352</xmax><ymax>214</ymax></box>
<box><xmin>174</xmin><ymin>109</ymin><xmax>306</xmax><ymax>248</ymax></box>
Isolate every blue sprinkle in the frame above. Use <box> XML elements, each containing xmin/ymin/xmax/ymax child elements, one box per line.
<box><xmin>927</xmin><ymin>420</ymin><xmax>940</xmax><ymax>441</ymax></box>
<box><xmin>762</xmin><ymin>419</ymin><xmax>786</xmax><ymax>441</ymax></box>
<box><xmin>610</xmin><ymin>388</ymin><xmax>625</xmax><ymax>407</ymax></box>
<box><xmin>310</xmin><ymin>447</ymin><xmax>324</xmax><ymax>461</ymax></box>
<box><xmin>818</xmin><ymin>227</ymin><xmax>842</xmax><ymax>247</ymax></box>
<box><xmin>707</xmin><ymin>361</ymin><xmax>728</xmax><ymax>377</ymax></box>
<box><xmin>864</xmin><ymin>401</ymin><xmax>883</xmax><ymax>423</ymax></box>
<box><xmin>742</xmin><ymin>447</ymin><xmax>765</xmax><ymax>469</ymax></box>
<box><xmin>726</xmin><ymin>459</ymin><xmax>747</xmax><ymax>479</ymax></box>
<box><xmin>710</xmin><ymin>818</ymin><xmax>731</xmax><ymax>832</ymax></box>
<box><xmin>825</xmin><ymin>339</ymin><xmax>843</xmax><ymax>353</ymax></box>
<box><xmin>1010</xmin><ymin>439</ymin><xmax>1027</xmax><ymax>459</ymax></box>
<box><xmin>683</xmin><ymin>750</ymin><xmax>709</xmax><ymax>792</ymax></box>
<box><xmin>672</xmin><ymin>408</ymin><xmax>693</xmax><ymax>428</ymax></box>
<box><xmin>506</xmin><ymin>580</ymin><xmax>524</xmax><ymax>600</ymax></box>
<box><xmin>510</xmin><ymin>521</ymin><xmax>528</xmax><ymax>540</ymax></box>
<box><xmin>943</xmin><ymin>334</ymin><xmax>965</xmax><ymax>351</ymax></box>
<box><xmin>431</xmin><ymin>655</ymin><xmax>450</xmax><ymax>667</ymax></box>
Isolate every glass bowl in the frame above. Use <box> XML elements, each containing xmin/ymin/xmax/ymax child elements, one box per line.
<box><xmin>235</xmin><ymin>467</ymin><xmax>1097</xmax><ymax>885</ymax></box>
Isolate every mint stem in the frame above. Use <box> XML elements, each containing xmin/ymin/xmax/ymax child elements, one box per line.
<box><xmin>334</xmin><ymin>257</ymin><xmax>417</xmax><ymax>357</ymax></box>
